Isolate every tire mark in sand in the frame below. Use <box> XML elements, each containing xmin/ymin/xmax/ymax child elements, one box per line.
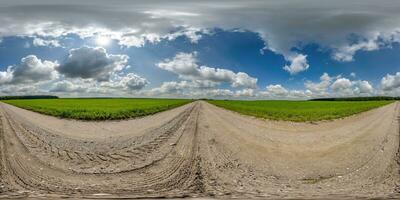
<box><xmin>0</xmin><ymin>101</ymin><xmax>399</xmax><ymax>199</ymax></box>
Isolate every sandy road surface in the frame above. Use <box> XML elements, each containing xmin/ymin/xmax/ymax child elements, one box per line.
<box><xmin>0</xmin><ymin>101</ymin><xmax>399</xmax><ymax>199</ymax></box>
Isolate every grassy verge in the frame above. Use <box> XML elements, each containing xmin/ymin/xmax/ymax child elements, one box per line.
<box><xmin>3</xmin><ymin>98</ymin><xmax>192</xmax><ymax>120</ymax></box>
<box><xmin>207</xmin><ymin>100</ymin><xmax>393</xmax><ymax>122</ymax></box>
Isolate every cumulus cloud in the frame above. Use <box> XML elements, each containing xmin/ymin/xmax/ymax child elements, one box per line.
<box><xmin>354</xmin><ymin>80</ymin><xmax>374</xmax><ymax>94</ymax></box>
<box><xmin>331</xmin><ymin>78</ymin><xmax>353</xmax><ymax>95</ymax></box>
<box><xmin>32</xmin><ymin>37</ymin><xmax>61</xmax><ymax>47</ymax></box>
<box><xmin>149</xmin><ymin>80</ymin><xmax>217</xmax><ymax>96</ymax></box>
<box><xmin>0</xmin><ymin>85</ymin><xmax>42</xmax><ymax>95</ymax></box>
<box><xmin>149</xmin><ymin>81</ymin><xmax>187</xmax><ymax>95</ymax></box>
<box><xmin>0</xmin><ymin>51</ymin><xmax>148</xmax><ymax>96</ymax></box>
<box><xmin>289</xmin><ymin>90</ymin><xmax>312</xmax><ymax>98</ymax></box>
<box><xmin>235</xmin><ymin>88</ymin><xmax>256</xmax><ymax>97</ymax></box>
<box><xmin>145</xmin><ymin>72</ymin><xmax>379</xmax><ymax>99</ymax></box>
<box><xmin>283</xmin><ymin>54</ymin><xmax>309</xmax><ymax>75</ymax></box>
<box><xmin>333</xmin><ymin>39</ymin><xmax>380</xmax><ymax>62</ymax></box>
<box><xmin>257</xmin><ymin>84</ymin><xmax>313</xmax><ymax>99</ymax></box>
<box><xmin>266</xmin><ymin>84</ymin><xmax>289</xmax><ymax>96</ymax></box>
<box><xmin>147</xmin><ymin>79</ymin><xmax>258</xmax><ymax>99</ymax></box>
<box><xmin>157</xmin><ymin>52</ymin><xmax>257</xmax><ymax>88</ymax></box>
<box><xmin>331</xmin><ymin>78</ymin><xmax>374</xmax><ymax>96</ymax></box>
<box><xmin>1</xmin><ymin>0</ymin><xmax>400</xmax><ymax>72</ymax></box>
<box><xmin>381</xmin><ymin>72</ymin><xmax>400</xmax><ymax>91</ymax></box>
<box><xmin>256</xmin><ymin>73</ymin><xmax>374</xmax><ymax>99</ymax></box>
<box><xmin>304</xmin><ymin>73</ymin><xmax>332</xmax><ymax>96</ymax></box>
<box><xmin>57</xmin><ymin>46</ymin><xmax>128</xmax><ymax>81</ymax></box>
<box><xmin>0</xmin><ymin>70</ymin><xmax>12</xmax><ymax>84</ymax></box>
<box><xmin>2</xmin><ymin>0</ymin><xmax>400</xmax><ymax>98</ymax></box>
<box><xmin>49</xmin><ymin>80</ymin><xmax>87</xmax><ymax>93</ymax></box>
<box><xmin>0</xmin><ymin>55</ymin><xmax>58</xmax><ymax>84</ymax></box>
<box><xmin>100</xmin><ymin>73</ymin><xmax>148</xmax><ymax>91</ymax></box>
<box><xmin>187</xmin><ymin>89</ymin><xmax>235</xmax><ymax>98</ymax></box>
<box><xmin>49</xmin><ymin>72</ymin><xmax>148</xmax><ymax>95</ymax></box>
<box><xmin>157</xmin><ymin>53</ymin><xmax>199</xmax><ymax>76</ymax></box>
<box><xmin>120</xmin><ymin>73</ymin><xmax>148</xmax><ymax>90</ymax></box>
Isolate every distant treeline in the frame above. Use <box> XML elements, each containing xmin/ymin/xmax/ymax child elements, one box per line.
<box><xmin>309</xmin><ymin>96</ymin><xmax>400</xmax><ymax>101</ymax></box>
<box><xmin>0</xmin><ymin>95</ymin><xmax>59</xmax><ymax>100</ymax></box>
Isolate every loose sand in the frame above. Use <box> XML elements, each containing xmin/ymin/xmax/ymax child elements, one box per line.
<box><xmin>0</xmin><ymin>101</ymin><xmax>399</xmax><ymax>199</ymax></box>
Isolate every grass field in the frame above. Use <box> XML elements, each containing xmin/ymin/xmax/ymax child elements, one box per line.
<box><xmin>2</xmin><ymin>98</ymin><xmax>192</xmax><ymax>120</ymax></box>
<box><xmin>208</xmin><ymin>100</ymin><xmax>394</xmax><ymax>122</ymax></box>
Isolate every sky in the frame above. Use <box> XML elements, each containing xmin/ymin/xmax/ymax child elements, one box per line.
<box><xmin>0</xmin><ymin>0</ymin><xmax>399</xmax><ymax>99</ymax></box>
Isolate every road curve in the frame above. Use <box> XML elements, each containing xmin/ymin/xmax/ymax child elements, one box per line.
<box><xmin>0</xmin><ymin>101</ymin><xmax>399</xmax><ymax>199</ymax></box>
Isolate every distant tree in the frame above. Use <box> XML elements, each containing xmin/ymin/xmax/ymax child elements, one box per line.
<box><xmin>309</xmin><ymin>96</ymin><xmax>399</xmax><ymax>101</ymax></box>
<box><xmin>0</xmin><ymin>95</ymin><xmax>59</xmax><ymax>100</ymax></box>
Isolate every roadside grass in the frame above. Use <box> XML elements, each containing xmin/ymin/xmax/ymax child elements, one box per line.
<box><xmin>2</xmin><ymin>98</ymin><xmax>192</xmax><ymax>120</ymax></box>
<box><xmin>207</xmin><ymin>100</ymin><xmax>394</xmax><ymax>122</ymax></box>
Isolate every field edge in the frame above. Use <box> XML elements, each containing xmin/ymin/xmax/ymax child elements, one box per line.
<box><xmin>1</xmin><ymin>98</ymin><xmax>193</xmax><ymax>121</ymax></box>
<box><xmin>207</xmin><ymin>100</ymin><xmax>395</xmax><ymax>122</ymax></box>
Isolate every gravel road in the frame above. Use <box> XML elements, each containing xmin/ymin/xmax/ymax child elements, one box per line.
<box><xmin>0</xmin><ymin>101</ymin><xmax>399</xmax><ymax>199</ymax></box>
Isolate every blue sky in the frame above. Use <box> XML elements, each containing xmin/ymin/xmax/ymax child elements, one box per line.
<box><xmin>0</xmin><ymin>0</ymin><xmax>399</xmax><ymax>99</ymax></box>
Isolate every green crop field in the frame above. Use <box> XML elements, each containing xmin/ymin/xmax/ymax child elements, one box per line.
<box><xmin>208</xmin><ymin>100</ymin><xmax>394</xmax><ymax>122</ymax></box>
<box><xmin>2</xmin><ymin>98</ymin><xmax>192</xmax><ymax>120</ymax></box>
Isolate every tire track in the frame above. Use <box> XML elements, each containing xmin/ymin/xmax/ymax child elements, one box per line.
<box><xmin>0</xmin><ymin>102</ymin><xmax>209</xmax><ymax>198</ymax></box>
<box><xmin>196</xmin><ymin>101</ymin><xmax>400</xmax><ymax>198</ymax></box>
<box><xmin>0</xmin><ymin>101</ymin><xmax>399</xmax><ymax>199</ymax></box>
<box><xmin>1</xmin><ymin>103</ymin><xmax>196</xmax><ymax>174</ymax></box>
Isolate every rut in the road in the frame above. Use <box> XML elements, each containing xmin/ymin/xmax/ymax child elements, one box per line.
<box><xmin>0</xmin><ymin>101</ymin><xmax>399</xmax><ymax>199</ymax></box>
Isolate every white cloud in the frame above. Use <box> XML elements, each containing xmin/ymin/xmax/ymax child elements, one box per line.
<box><xmin>257</xmin><ymin>85</ymin><xmax>313</xmax><ymax>99</ymax></box>
<box><xmin>354</xmin><ymin>80</ymin><xmax>373</xmax><ymax>94</ymax></box>
<box><xmin>149</xmin><ymin>80</ymin><xmax>217</xmax><ymax>95</ymax></box>
<box><xmin>235</xmin><ymin>88</ymin><xmax>256</xmax><ymax>97</ymax></box>
<box><xmin>165</xmin><ymin>27</ymin><xmax>207</xmax><ymax>43</ymax></box>
<box><xmin>0</xmin><ymin>70</ymin><xmax>13</xmax><ymax>84</ymax></box>
<box><xmin>304</xmin><ymin>73</ymin><xmax>332</xmax><ymax>96</ymax></box>
<box><xmin>2</xmin><ymin>0</ymin><xmax>400</xmax><ymax>99</ymax></box>
<box><xmin>266</xmin><ymin>84</ymin><xmax>289</xmax><ymax>96</ymax></box>
<box><xmin>157</xmin><ymin>52</ymin><xmax>199</xmax><ymax>76</ymax></box>
<box><xmin>149</xmin><ymin>81</ymin><xmax>187</xmax><ymax>95</ymax></box>
<box><xmin>331</xmin><ymin>78</ymin><xmax>355</xmax><ymax>96</ymax></box>
<box><xmin>289</xmin><ymin>90</ymin><xmax>311</xmax><ymax>98</ymax></box>
<box><xmin>331</xmin><ymin>78</ymin><xmax>374</xmax><ymax>96</ymax></box>
<box><xmin>199</xmin><ymin>89</ymin><xmax>234</xmax><ymax>98</ymax></box>
<box><xmin>32</xmin><ymin>37</ymin><xmax>61</xmax><ymax>47</ymax></box>
<box><xmin>381</xmin><ymin>72</ymin><xmax>400</xmax><ymax>91</ymax></box>
<box><xmin>119</xmin><ymin>73</ymin><xmax>148</xmax><ymax>90</ymax></box>
<box><xmin>1</xmin><ymin>0</ymin><xmax>400</xmax><ymax>72</ymax></box>
<box><xmin>147</xmin><ymin>81</ymin><xmax>235</xmax><ymax>99</ymax></box>
<box><xmin>49</xmin><ymin>72</ymin><xmax>148</xmax><ymax>96</ymax></box>
<box><xmin>0</xmin><ymin>85</ymin><xmax>42</xmax><ymax>95</ymax></box>
<box><xmin>331</xmin><ymin>78</ymin><xmax>353</xmax><ymax>93</ymax></box>
<box><xmin>99</xmin><ymin>73</ymin><xmax>148</xmax><ymax>91</ymax></box>
<box><xmin>283</xmin><ymin>54</ymin><xmax>309</xmax><ymax>75</ymax></box>
<box><xmin>0</xmin><ymin>52</ymin><xmax>148</xmax><ymax>96</ymax></box>
<box><xmin>157</xmin><ymin>52</ymin><xmax>257</xmax><ymax>88</ymax></box>
<box><xmin>57</xmin><ymin>46</ymin><xmax>128</xmax><ymax>81</ymax></box>
<box><xmin>49</xmin><ymin>80</ymin><xmax>87</xmax><ymax>93</ymax></box>
<box><xmin>145</xmin><ymin>72</ymin><xmax>378</xmax><ymax>99</ymax></box>
<box><xmin>333</xmin><ymin>38</ymin><xmax>380</xmax><ymax>62</ymax></box>
<box><xmin>231</xmin><ymin>72</ymin><xmax>258</xmax><ymax>88</ymax></box>
<box><xmin>0</xmin><ymin>55</ymin><xmax>58</xmax><ymax>84</ymax></box>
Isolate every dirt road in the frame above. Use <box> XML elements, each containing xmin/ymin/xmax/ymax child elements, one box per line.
<box><xmin>0</xmin><ymin>101</ymin><xmax>399</xmax><ymax>199</ymax></box>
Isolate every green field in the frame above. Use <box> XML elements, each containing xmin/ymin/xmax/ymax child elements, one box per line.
<box><xmin>208</xmin><ymin>100</ymin><xmax>393</xmax><ymax>122</ymax></box>
<box><xmin>3</xmin><ymin>98</ymin><xmax>192</xmax><ymax>120</ymax></box>
<box><xmin>2</xmin><ymin>98</ymin><xmax>394</xmax><ymax>122</ymax></box>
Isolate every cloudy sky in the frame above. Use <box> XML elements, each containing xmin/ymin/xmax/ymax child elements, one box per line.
<box><xmin>0</xmin><ymin>0</ymin><xmax>399</xmax><ymax>99</ymax></box>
